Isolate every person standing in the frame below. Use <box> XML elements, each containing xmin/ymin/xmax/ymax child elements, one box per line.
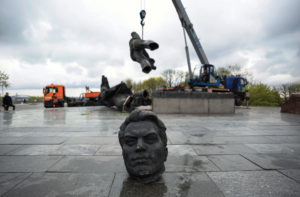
<box><xmin>245</xmin><ymin>90</ymin><xmax>250</xmax><ymax>108</ymax></box>
<box><xmin>2</xmin><ymin>92</ymin><xmax>15</xmax><ymax>111</ymax></box>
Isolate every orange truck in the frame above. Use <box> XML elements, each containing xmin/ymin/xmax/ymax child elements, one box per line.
<box><xmin>80</xmin><ymin>91</ymin><xmax>101</xmax><ymax>106</ymax></box>
<box><xmin>43</xmin><ymin>84</ymin><xmax>66</xmax><ymax>108</ymax></box>
<box><xmin>84</xmin><ymin>92</ymin><xmax>100</xmax><ymax>99</ymax></box>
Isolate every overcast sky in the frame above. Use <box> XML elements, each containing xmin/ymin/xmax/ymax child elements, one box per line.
<box><xmin>0</xmin><ymin>0</ymin><xmax>299</xmax><ymax>94</ymax></box>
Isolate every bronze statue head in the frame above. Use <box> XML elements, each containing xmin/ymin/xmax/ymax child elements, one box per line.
<box><xmin>119</xmin><ymin>110</ymin><xmax>168</xmax><ymax>183</ymax></box>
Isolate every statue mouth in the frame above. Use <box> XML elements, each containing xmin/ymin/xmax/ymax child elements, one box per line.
<box><xmin>131</xmin><ymin>156</ymin><xmax>151</xmax><ymax>165</ymax></box>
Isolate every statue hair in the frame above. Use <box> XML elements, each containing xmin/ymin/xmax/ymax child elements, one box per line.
<box><xmin>119</xmin><ymin>109</ymin><xmax>167</xmax><ymax>147</ymax></box>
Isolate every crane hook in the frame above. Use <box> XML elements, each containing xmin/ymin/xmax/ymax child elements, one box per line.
<box><xmin>140</xmin><ymin>10</ymin><xmax>146</xmax><ymax>39</ymax></box>
<box><xmin>140</xmin><ymin>10</ymin><xmax>146</xmax><ymax>26</ymax></box>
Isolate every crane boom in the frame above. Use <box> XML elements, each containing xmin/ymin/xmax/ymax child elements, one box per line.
<box><xmin>172</xmin><ymin>0</ymin><xmax>209</xmax><ymax>65</ymax></box>
<box><xmin>171</xmin><ymin>0</ymin><xmax>248</xmax><ymax>105</ymax></box>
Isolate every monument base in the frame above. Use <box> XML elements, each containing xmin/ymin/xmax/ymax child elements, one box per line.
<box><xmin>281</xmin><ymin>93</ymin><xmax>300</xmax><ymax>114</ymax></box>
<box><xmin>152</xmin><ymin>91</ymin><xmax>235</xmax><ymax>114</ymax></box>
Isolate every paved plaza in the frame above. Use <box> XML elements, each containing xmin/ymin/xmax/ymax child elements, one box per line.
<box><xmin>0</xmin><ymin>103</ymin><xmax>300</xmax><ymax>196</ymax></box>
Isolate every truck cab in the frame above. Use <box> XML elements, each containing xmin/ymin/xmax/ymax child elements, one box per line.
<box><xmin>189</xmin><ymin>64</ymin><xmax>221</xmax><ymax>87</ymax></box>
<box><xmin>224</xmin><ymin>76</ymin><xmax>248</xmax><ymax>105</ymax></box>
<box><xmin>43</xmin><ymin>84</ymin><xmax>65</xmax><ymax>108</ymax></box>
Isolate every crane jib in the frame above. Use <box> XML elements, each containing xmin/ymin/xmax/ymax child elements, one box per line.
<box><xmin>172</xmin><ymin>0</ymin><xmax>209</xmax><ymax>65</ymax></box>
<box><xmin>190</xmin><ymin>30</ymin><xmax>209</xmax><ymax>64</ymax></box>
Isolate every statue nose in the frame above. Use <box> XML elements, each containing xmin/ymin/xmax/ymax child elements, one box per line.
<box><xmin>136</xmin><ymin>138</ymin><xmax>145</xmax><ymax>151</ymax></box>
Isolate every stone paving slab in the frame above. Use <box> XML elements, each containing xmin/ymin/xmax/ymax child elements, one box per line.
<box><xmin>1</xmin><ymin>105</ymin><xmax>300</xmax><ymax>196</ymax></box>
<box><xmin>0</xmin><ymin>131</ymin><xmax>34</xmax><ymax>137</ymax></box>
<box><xmin>65</xmin><ymin>136</ymin><xmax>118</xmax><ymax>145</ymax></box>
<box><xmin>0</xmin><ymin>145</ymin><xmax>22</xmax><ymax>155</ymax></box>
<box><xmin>207</xmin><ymin>129</ymin><xmax>300</xmax><ymax>136</ymax></box>
<box><xmin>8</xmin><ymin>144</ymin><xmax>102</xmax><ymax>156</ymax></box>
<box><xmin>7</xmin><ymin>136</ymin><xmax>68</xmax><ymax>145</ymax></box>
<box><xmin>10</xmin><ymin>145</ymin><xmax>61</xmax><ymax>155</ymax></box>
<box><xmin>268</xmin><ymin>136</ymin><xmax>300</xmax><ymax>144</ymax></box>
<box><xmin>0</xmin><ymin>156</ymin><xmax>62</xmax><ymax>172</ymax></box>
<box><xmin>245</xmin><ymin>144</ymin><xmax>300</xmax><ymax>154</ymax></box>
<box><xmin>48</xmin><ymin>156</ymin><xmax>126</xmax><ymax>173</ymax></box>
<box><xmin>168</xmin><ymin>145</ymin><xmax>197</xmax><ymax>156</ymax></box>
<box><xmin>167</xmin><ymin>132</ymin><xmax>189</xmax><ymax>144</ymax></box>
<box><xmin>279</xmin><ymin>169</ymin><xmax>300</xmax><ymax>183</ymax></box>
<box><xmin>249</xmin><ymin>125</ymin><xmax>300</xmax><ymax>132</ymax></box>
<box><xmin>0</xmin><ymin>173</ymin><xmax>31</xmax><ymax>196</ymax></box>
<box><xmin>0</xmin><ymin>131</ymin><xmax>114</xmax><ymax>137</ymax></box>
<box><xmin>208</xmin><ymin>155</ymin><xmax>262</xmax><ymax>171</ymax></box>
<box><xmin>54</xmin><ymin>144</ymin><xmax>101</xmax><ymax>155</ymax></box>
<box><xmin>168</xmin><ymin>134</ymin><xmax>278</xmax><ymax>145</ymax></box>
<box><xmin>241</xmin><ymin>153</ymin><xmax>300</xmax><ymax>169</ymax></box>
<box><xmin>3</xmin><ymin>173</ymin><xmax>115</xmax><ymax>197</ymax></box>
<box><xmin>193</xmin><ymin>144</ymin><xmax>256</xmax><ymax>155</ymax></box>
<box><xmin>109</xmin><ymin>172</ymin><xmax>224</xmax><ymax>197</ymax></box>
<box><xmin>208</xmin><ymin>171</ymin><xmax>300</xmax><ymax>197</ymax></box>
<box><xmin>0</xmin><ymin>137</ymin><xmax>20</xmax><ymax>145</ymax></box>
<box><xmin>95</xmin><ymin>145</ymin><xmax>122</xmax><ymax>156</ymax></box>
<box><xmin>287</xmin><ymin>144</ymin><xmax>300</xmax><ymax>154</ymax></box>
<box><xmin>166</xmin><ymin>155</ymin><xmax>220</xmax><ymax>172</ymax></box>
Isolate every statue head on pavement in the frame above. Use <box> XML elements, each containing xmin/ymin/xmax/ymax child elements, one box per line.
<box><xmin>119</xmin><ymin>109</ymin><xmax>168</xmax><ymax>183</ymax></box>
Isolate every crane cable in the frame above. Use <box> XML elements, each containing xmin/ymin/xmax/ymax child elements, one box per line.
<box><xmin>140</xmin><ymin>0</ymin><xmax>146</xmax><ymax>39</ymax></box>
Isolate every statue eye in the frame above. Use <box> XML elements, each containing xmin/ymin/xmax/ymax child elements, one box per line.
<box><xmin>144</xmin><ymin>134</ymin><xmax>158</xmax><ymax>144</ymax></box>
<box><xmin>125</xmin><ymin>137</ymin><xmax>137</xmax><ymax>146</ymax></box>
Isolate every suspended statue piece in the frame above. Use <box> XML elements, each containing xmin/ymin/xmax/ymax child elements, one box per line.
<box><xmin>129</xmin><ymin>32</ymin><xmax>159</xmax><ymax>74</ymax></box>
<box><xmin>119</xmin><ymin>109</ymin><xmax>168</xmax><ymax>183</ymax></box>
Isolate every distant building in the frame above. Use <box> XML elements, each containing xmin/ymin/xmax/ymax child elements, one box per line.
<box><xmin>11</xmin><ymin>94</ymin><xmax>30</xmax><ymax>103</ymax></box>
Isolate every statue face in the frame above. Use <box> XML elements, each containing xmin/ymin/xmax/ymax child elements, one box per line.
<box><xmin>122</xmin><ymin>120</ymin><xmax>167</xmax><ymax>179</ymax></box>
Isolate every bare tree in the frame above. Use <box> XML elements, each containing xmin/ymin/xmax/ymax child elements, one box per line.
<box><xmin>279</xmin><ymin>84</ymin><xmax>289</xmax><ymax>101</ymax></box>
<box><xmin>142</xmin><ymin>77</ymin><xmax>167</xmax><ymax>94</ymax></box>
<box><xmin>278</xmin><ymin>82</ymin><xmax>300</xmax><ymax>101</ymax></box>
<box><xmin>216</xmin><ymin>67</ymin><xmax>231</xmax><ymax>77</ymax></box>
<box><xmin>0</xmin><ymin>71</ymin><xmax>10</xmax><ymax>96</ymax></box>
<box><xmin>288</xmin><ymin>83</ymin><xmax>300</xmax><ymax>96</ymax></box>
<box><xmin>161</xmin><ymin>69</ymin><xmax>176</xmax><ymax>87</ymax></box>
<box><xmin>216</xmin><ymin>64</ymin><xmax>253</xmax><ymax>83</ymax></box>
<box><xmin>174</xmin><ymin>70</ymin><xmax>185</xmax><ymax>85</ymax></box>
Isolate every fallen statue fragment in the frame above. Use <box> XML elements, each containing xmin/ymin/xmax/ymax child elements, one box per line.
<box><xmin>119</xmin><ymin>109</ymin><xmax>168</xmax><ymax>183</ymax></box>
<box><xmin>99</xmin><ymin>75</ymin><xmax>151</xmax><ymax>112</ymax></box>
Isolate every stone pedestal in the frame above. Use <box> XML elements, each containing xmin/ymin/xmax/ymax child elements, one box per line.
<box><xmin>152</xmin><ymin>91</ymin><xmax>235</xmax><ymax>114</ymax></box>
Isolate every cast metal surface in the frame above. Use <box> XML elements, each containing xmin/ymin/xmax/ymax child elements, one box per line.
<box><xmin>119</xmin><ymin>110</ymin><xmax>168</xmax><ymax>183</ymax></box>
<box><xmin>129</xmin><ymin>32</ymin><xmax>159</xmax><ymax>74</ymax></box>
<box><xmin>99</xmin><ymin>75</ymin><xmax>151</xmax><ymax>111</ymax></box>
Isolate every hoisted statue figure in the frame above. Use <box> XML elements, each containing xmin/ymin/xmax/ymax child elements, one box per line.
<box><xmin>118</xmin><ymin>109</ymin><xmax>168</xmax><ymax>183</ymax></box>
<box><xmin>129</xmin><ymin>32</ymin><xmax>159</xmax><ymax>74</ymax></box>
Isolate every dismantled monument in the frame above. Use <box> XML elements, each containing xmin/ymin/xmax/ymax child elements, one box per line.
<box><xmin>281</xmin><ymin>93</ymin><xmax>300</xmax><ymax>114</ymax></box>
<box><xmin>99</xmin><ymin>75</ymin><xmax>151</xmax><ymax>112</ymax></box>
<box><xmin>119</xmin><ymin>109</ymin><xmax>168</xmax><ymax>183</ymax></box>
<box><xmin>129</xmin><ymin>32</ymin><xmax>159</xmax><ymax>74</ymax></box>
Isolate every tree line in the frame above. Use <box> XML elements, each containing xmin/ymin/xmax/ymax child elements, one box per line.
<box><xmin>123</xmin><ymin>65</ymin><xmax>299</xmax><ymax>106</ymax></box>
<box><xmin>1</xmin><ymin>69</ymin><xmax>299</xmax><ymax>106</ymax></box>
